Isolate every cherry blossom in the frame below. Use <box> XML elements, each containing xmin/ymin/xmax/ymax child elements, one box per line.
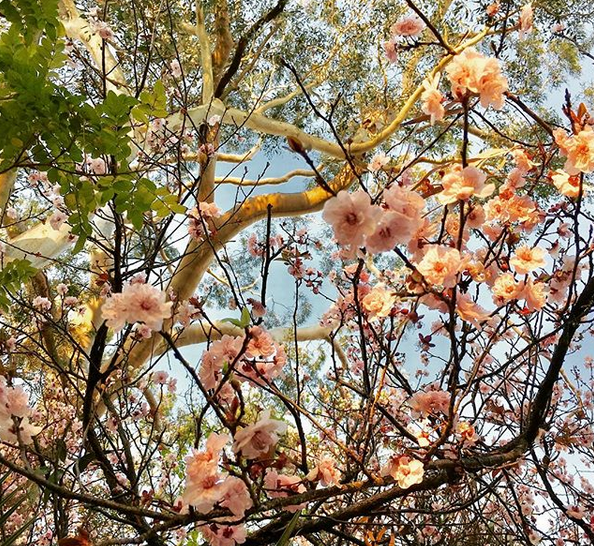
<box><xmin>0</xmin><ymin>376</ymin><xmax>41</xmax><ymax>444</ymax></box>
<box><xmin>102</xmin><ymin>281</ymin><xmax>172</xmax><ymax>333</ymax></box>
<box><xmin>390</xmin><ymin>16</ymin><xmax>425</xmax><ymax>37</ymax></box>
<box><xmin>368</xmin><ymin>153</ymin><xmax>390</xmax><ymax>173</ymax></box>
<box><xmin>551</xmin><ymin>169</ymin><xmax>582</xmax><ymax>198</ymax></box>
<box><xmin>219</xmin><ymin>476</ymin><xmax>253</xmax><ymax>517</ymax></box>
<box><xmin>264</xmin><ymin>469</ymin><xmax>307</xmax><ymax>512</ymax></box>
<box><xmin>421</xmin><ymin>73</ymin><xmax>445</xmax><ymax>125</ymax></box>
<box><xmin>519</xmin><ymin>3</ymin><xmax>534</xmax><ymax>37</ymax></box>
<box><xmin>408</xmin><ymin>389</ymin><xmax>450</xmax><ymax>418</ymax></box>
<box><xmin>307</xmin><ymin>456</ymin><xmax>342</xmax><ymax>486</ymax></box>
<box><xmin>201</xmin><ymin>524</ymin><xmax>247</xmax><ymax>546</ymax></box>
<box><xmin>170</xmin><ymin>59</ymin><xmax>182</xmax><ymax>78</ymax></box>
<box><xmin>382</xmin><ymin>39</ymin><xmax>398</xmax><ymax>63</ymax></box>
<box><xmin>382</xmin><ymin>455</ymin><xmax>425</xmax><ymax>489</ymax></box>
<box><xmin>182</xmin><ymin>433</ymin><xmax>230</xmax><ymax>512</ymax></box>
<box><xmin>362</xmin><ymin>283</ymin><xmax>396</xmax><ymax>319</ymax></box>
<box><xmin>49</xmin><ymin>210</ymin><xmax>68</xmax><ymax>230</ymax></box>
<box><xmin>322</xmin><ymin>190</ymin><xmax>381</xmax><ymax>248</ymax></box>
<box><xmin>509</xmin><ymin>245</ymin><xmax>546</xmax><ymax>275</ymax></box>
<box><xmin>492</xmin><ymin>272</ymin><xmax>521</xmax><ymax>305</ymax></box>
<box><xmin>554</xmin><ymin>127</ymin><xmax>594</xmax><ymax>174</ymax></box>
<box><xmin>415</xmin><ymin>245</ymin><xmax>462</xmax><ymax>288</ymax></box>
<box><xmin>199</xmin><ymin>335</ymin><xmax>244</xmax><ymax>390</ymax></box>
<box><xmin>446</xmin><ymin>48</ymin><xmax>508</xmax><ymax>109</ymax></box>
<box><xmin>232</xmin><ymin>411</ymin><xmax>287</xmax><ymax>459</ymax></box>
<box><xmin>437</xmin><ymin>165</ymin><xmax>494</xmax><ymax>204</ymax></box>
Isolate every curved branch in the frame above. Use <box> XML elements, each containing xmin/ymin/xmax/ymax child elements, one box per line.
<box><xmin>121</xmin><ymin>163</ymin><xmax>359</xmax><ymax>374</ymax></box>
<box><xmin>215</xmin><ymin>168</ymin><xmax>317</xmax><ymax>186</ymax></box>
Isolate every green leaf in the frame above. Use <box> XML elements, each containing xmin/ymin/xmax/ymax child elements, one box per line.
<box><xmin>221</xmin><ymin>307</ymin><xmax>251</xmax><ymax>329</ymax></box>
<box><xmin>276</xmin><ymin>511</ymin><xmax>301</xmax><ymax>546</ymax></box>
<box><xmin>0</xmin><ymin>259</ymin><xmax>37</xmax><ymax>310</ymax></box>
<box><xmin>133</xmin><ymin>79</ymin><xmax>168</xmax><ymax>121</ymax></box>
<box><xmin>75</xmin><ymin>452</ymin><xmax>97</xmax><ymax>474</ymax></box>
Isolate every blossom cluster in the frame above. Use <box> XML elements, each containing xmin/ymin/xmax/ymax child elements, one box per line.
<box><xmin>321</xmin><ymin>185</ymin><xmax>425</xmax><ymax>255</ymax></box>
<box><xmin>199</xmin><ymin>327</ymin><xmax>287</xmax><ymax>398</ymax></box>
<box><xmin>0</xmin><ymin>376</ymin><xmax>40</xmax><ymax>444</ymax></box>
<box><xmin>101</xmin><ymin>279</ymin><xmax>172</xmax><ymax>336</ymax></box>
<box><xmin>182</xmin><ymin>412</ymin><xmax>291</xmax><ymax>544</ymax></box>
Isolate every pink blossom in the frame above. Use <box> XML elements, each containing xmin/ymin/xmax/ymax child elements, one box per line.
<box><xmin>408</xmin><ymin>389</ymin><xmax>450</xmax><ymax>418</ymax></box>
<box><xmin>455</xmin><ymin>294</ymin><xmax>490</xmax><ymax>326</ymax></box>
<box><xmin>368</xmin><ymin>153</ymin><xmax>390</xmax><ymax>173</ymax></box>
<box><xmin>382</xmin><ymin>39</ymin><xmax>398</xmax><ymax>63</ymax></box>
<box><xmin>56</xmin><ymin>283</ymin><xmax>69</xmax><ymax>296</ymax></box>
<box><xmin>322</xmin><ymin>190</ymin><xmax>381</xmax><ymax>248</ymax></box>
<box><xmin>365</xmin><ymin>185</ymin><xmax>425</xmax><ymax>251</ymax></box>
<box><xmin>49</xmin><ymin>211</ymin><xmax>68</xmax><ymax>231</ymax></box>
<box><xmin>102</xmin><ymin>282</ymin><xmax>173</xmax><ymax>333</ymax></box>
<box><xmin>554</xmin><ymin>127</ymin><xmax>594</xmax><ymax>174</ymax></box>
<box><xmin>232</xmin><ymin>411</ymin><xmax>287</xmax><ymax>459</ymax></box>
<box><xmin>198</xmin><ymin>143</ymin><xmax>216</xmax><ymax>159</ymax></box>
<box><xmin>384</xmin><ymin>185</ymin><xmax>425</xmax><ymax>220</ymax></box>
<box><xmin>264</xmin><ymin>469</ymin><xmax>307</xmax><ymax>512</ymax></box>
<box><xmin>566</xmin><ymin>505</ymin><xmax>585</xmax><ymax>519</ymax></box>
<box><xmin>509</xmin><ymin>245</ymin><xmax>546</xmax><ymax>275</ymax></box>
<box><xmin>446</xmin><ymin>48</ymin><xmax>508</xmax><ymax>110</ymax></box>
<box><xmin>247</xmin><ymin>298</ymin><xmax>266</xmax><ymax>317</ymax></box>
<box><xmin>93</xmin><ymin>21</ymin><xmax>114</xmax><ymax>41</ymax></box>
<box><xmin>5</xmin><ymin>385</ymin><xmax>30</xmax><ymax>418</ymax></box>
<box><xmin>152</xmin><ymin>371</ymin><xmax>169</xmax><ymax>385</ymax></box>
<box><xmin>219</xmin><ymin>476</ymin><xmax>253</xmax><ymax>517</ymax></box>
<box><xmin>245</xmin><ymin>326</ymin><xmax>275</xmax><ymax>360</ymax></box>
<box><xmin>199</xmin><ymin>335</ymin><xmax>243</xmax><ymax>390</ymax></box>
<box><xmin>188</xmin><ymin>202</ymin><xmax>222</xmax><ymax>240</ymax></box>
<box><xmin>551</xmin><ymin>170</ymin><xmax>581</xmax><ymax>198</ymax></box>
<box><xmin>421</xmin><ymin>73</ymin><xmax>445</xmax><ymax>125</ymax></box>
<box><xmin>170</xmin><ymin>59</ymin><xmax>182</xmax><ymax>78</ymax></box>
<box><xmin>182</xmin><ymin>433</ymin><xmax>230</xmax><ymax>512</ymax></box>
<box><xmin>362</xmin><ymin>284</ymin><xmax>396</xmax><ymax>319</ymax></box>
<box><xmin>382</xmin><ymin>455</ymin><xmax>424</xmax><ymax>489</ymax></box>
<box><xmin>208</xmin><ymin>114</ymin><xmax>222</xmax><ymax>126</ymax></box>
<box><xmin>519</xmin><ymin>4</ymin><xmax>534</xmax><ymax>37</ymax></box>
<box><xmin>176</xmin><ymin>299</ymin><xmax>200</xmax><ymax>327</ymax></box>
<box><xmin>437</xmin><ymin>165</ymin><xmax>494</xmax><ymax>204</ymax></box>
<box><xmin>202</xmin><ymin>524</ymin><xmax>246</xmax><ymax>546</ymax></box>
<box><xmin>33</xmin><ymin>296</ymin><xmax>51</xmax><ymax>311</ymax></box>
<box><xmin>415</xmin><ymin>245</ymin><xmax>462</xmax><ymax>288</ymax></box>
<box><xmin>391</xmin><ymin>16</ymin><xmax>425</xmax><ymax>37</ymax></box>
<box><xmin>520</xmin><ymin>278</ymin><xmax>547</xmax><ymax>311</ymax></box>
<box><xmin>28</xmin><ymin>171</ymin><xmax>49</xmax><ymax>186</ymax></box>
<box><xmin>511</xmin><ymin>148</ymin><xmax>535</xmax><ymax>173</ymax></box>
<box><xmin>492</xmin><ymin>272</ymin><xmax>521</xmax><ymax>305</ymax></box>
<box><xmin>364</xmin><ymin>212</ymin><xmax>399</xmax><ymax>254</ymax></box>
<box><xmin>366</xmin><ymin>212</ymin><xmax>412</xmax><ymax>253</ymax></box>
<box><xmin>457</xmin><ymin>421</ymin><xmax>480</xmax><ymax>445</ymax></box>
<box><xmin>0</xmin><ymin>376</ymin><xmax>40</xmax><ymax>444</ymax></box>
<box><xmin>486</xmin><ymin>3</ymin><xmax>500</xmax><ymax>17</ymax></box>
<box><xmin>197</xmin><ymin>201</ymin><xmax>222</xmax><ymax>219</ymax></box>
<box><xmin>248</xmin><ymin>234</ymin><xmax>264</xmax><ymax>257</ymax></box>
<box><xmin>5</xmin><ymin>337</ymin><xmax>16</xmax><ymax>352</ymax></box>
<box><xmin>306</xmin><ymin>456</ymin><xmax>341</xmax><ymax>486</ymax></box>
